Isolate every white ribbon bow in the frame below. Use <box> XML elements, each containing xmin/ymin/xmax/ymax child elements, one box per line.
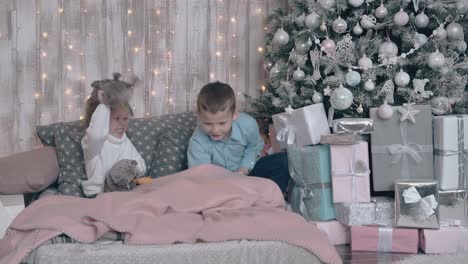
<box><xmin>388</xmin><ymin>143</ymin><xmax>423</xmax><ymax>164</ymax></box>
<box><xmin>276</xmin><ymin>106</ymin><xmax>295</xmax><ymax>145</ymax></box>
<box><xmin>403</xmin><ymin>186</ymin><xmax>438</xmax><ymax>218</ymax></box>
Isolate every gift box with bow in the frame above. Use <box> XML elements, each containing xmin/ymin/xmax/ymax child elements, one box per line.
<box><xmin>351</xmin><ymin>226</ymin><xmax>418</xmax><ymax>253</ymax></box>
<box><xmin>395</xmin><ymin>180</ymin><xmax>440</xmax><ymax>229</ymax></box>
<box><xmin>370</xmin><ymin>104</ymin><xmax>434</xmax><ymax>191</ymax></box>
<box><xmin>272</xmin><ymin>104</ymin><xmax>330</xmax><ymax>148</ymax></box>
<box><xmin>334</xmin><ymin>196</ymin><xmax>394</xmax><ymax>226</ymax></box>
<box><xmin>433</xmin><ymin>115</ymin><xmax>468</xmax><ymax>190</ymax></box>
<box><xmin>287</xmin><ymin>144</ymin><xmax>335</xmax><ymax>221</ymax></box>
<box><xmin>330</xmin><ymin>142</ymin><xmax>370</xmax><ymax>203</ymax></box>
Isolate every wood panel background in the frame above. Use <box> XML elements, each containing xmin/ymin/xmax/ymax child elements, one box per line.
<box><xmin>0</xmin><ymin>0</ymin><xmax>288</xmax><ymax>158</ymax></box>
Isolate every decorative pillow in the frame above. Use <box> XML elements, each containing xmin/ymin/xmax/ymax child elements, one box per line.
<box><xmin>150</xmin><ymin>112</ymin><xmax>197</xmax><ymax>177</ymax></box>
<box><xmin>0</xmin><ymin>146</ymin><xmax>59</xmax><ymax>194</ymax></box>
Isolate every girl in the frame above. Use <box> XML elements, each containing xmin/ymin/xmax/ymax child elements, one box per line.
<box><xmin>81</xmin><ymin>74</ymin><xmax>149</xmax><ymax>197</ymax></box>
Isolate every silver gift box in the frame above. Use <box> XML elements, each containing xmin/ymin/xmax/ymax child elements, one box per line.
<box><xmin>320</xmin><ymin>133</ymin><xmax>367</xmax><ymax>145</ymax></box>
<box><xmin>332</xmin><ymin>118</ymin><xmax>374</xmax><ymax>134</ymax></box>
<box><xmin>334</xmin><ymin>197</ymin><xmax>394</xmax><ymax>226</ymax></box>
<box><xmin>439</xmin><ymin>190</ymin><xmax>467</xmax><ymax>227</ymax></box>
<box><xmin>395</xmin><ymin>180</ymin><xmax>439</xmax><ymax>229</ymax></box>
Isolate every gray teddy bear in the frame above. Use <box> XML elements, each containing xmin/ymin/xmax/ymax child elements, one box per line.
<box><xmin>104</xmin><ymin>159</ymin><xmax>140</xmax><ymax>192</ymax></box>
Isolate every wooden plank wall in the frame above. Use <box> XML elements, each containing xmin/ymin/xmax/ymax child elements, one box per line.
<box><xmin>0</xmin><ymin>0</ymin><xmax>288</xmax><ymax>158</ymax></box>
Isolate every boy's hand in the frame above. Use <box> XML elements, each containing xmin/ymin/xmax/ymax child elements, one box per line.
<box><xmin>235</xmin><ymin>167</ymin><xmax>250</xmax><ymax>175</ymax></box>
<box><xmin>133</xmin><ymin>176</ymin><xmax>153</xmax><ymax>185</ymax></box>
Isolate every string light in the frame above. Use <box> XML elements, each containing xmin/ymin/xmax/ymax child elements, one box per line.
<box><xmin>68</xmin><ymin>44</ymin><xmax>73</xmax><ymax>49</ymax></box>
<box><xmin>65</xmin><ymin>89</ymin><xmax>72</xmax><ymax>95</ymax></box>
<box><xmin>218</xmin><ymin>15</ymin><xmax>224</xmax><ymax>20</ymax></box>
<box><xmin>257</xmin><ymin>46</ymin><xmax>264</xmax><ymax>52</ymax></box>
<box><xmin>79</xmin><ymin>115</ymin><xmax>84</xmax><ymax>120</ymax></box>
<box><xmin>41</xmin><ymin>73</ymin><xmax>47</xmax><ymax>79</ymax></box>
<box><xmin>230</xmin><ymin>17</ymin><xmax>236</xmax><ymax>23</ymax></box>
<box><xmin>127</xmin><ymin>9</ymin><xmax>133</xmax><ymax>15</ymax></box>
<box><xmin>41</xmin><ymin>51</ymin><xmax>47</xmax><ymax>57</ymax></box>
<box><xmin>128</xmin><ymin>30</ymin><xmax>132</xmax><ymax>36</ymax></box>
<box><xmin>151</xmin><ymin>90</ymin><xmax>156</xmax><ymax>96</ymax></box>
<box><xmin>210</xmin><ymin>73</ymin><xmax>215</xmax><ymax>79</ymax></box>
<box><xmin>66</xmin><ymin>64</ymin><xmax>72</xmax><ymax>71</ymax></box>
<box><xmin>58</xmin><ymin>8</ymin><xmax>63</xmax><ymax>13</ymax></box>
<box><xmin>261</xmin><ymin>85</ymin><xmax>266</xmax><ymax>92</ymax></box>
<box><xmin>35</xmin><ymin>93</ymin><xmax>40</xmax><ymax>98</ymax></box>
<box><xmin>156</xmin><ymin>9</ymin><xmax>160</xmax><ymax>15</ymax></box>
<box><xmin>215</xmin><ymin>51</ymin><xmax>221</xmax><ymax>56</ymax></box>
<box><xmin>147</xmin><ymin>50</ymin><xmax>151</xmax><ymax>54</ymax></box>
<box><xmin>133</xmin><ymin>47</ymin><xmax>140</xmax><ymax>53</ymax></box>
<box><xmin>42</xmin><ymin>32</ymin><xmax>48</xmax><ymax>38</ymax></box>
<box><xmin>232</xmin><ymin>33</ymin><xmax>237</xmax><ymax>37</ymax></box>
<box><xmin>153</xmin><ymin>69</ymin><xmax>160</xmax><ymax>75</ymax></box>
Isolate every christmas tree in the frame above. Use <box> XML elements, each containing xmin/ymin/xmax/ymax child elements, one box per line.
<box><xmin>253</xmin><ymin>0</ymin><xmax>468</xmax><ymax>120</ymax></box>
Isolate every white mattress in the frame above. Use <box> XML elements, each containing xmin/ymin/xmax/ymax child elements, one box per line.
<box><xmin>24</xmin><ymin>240</ymin><xmax>322</xmax><ymax>264</ymax></box>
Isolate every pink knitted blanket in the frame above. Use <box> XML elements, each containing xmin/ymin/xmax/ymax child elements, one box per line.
<box><xmin>0</xmin><ymin>164</ymin><xmax>341</xmax><ymax>264</ymax></box>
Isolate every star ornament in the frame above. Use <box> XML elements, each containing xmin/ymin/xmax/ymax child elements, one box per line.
<box><xmin>284</xmin><ymin>105</ymin><xmax>294</xmax><ymax>115</ymax></box>
<box><xmin>398</xmin><ymin>103</ymin><xmax>420</xmax><ymax>123</ymax></box>
<box><xmin>323</xmin><ymin>86</ymin><xmax>332</xmax><ymax>96</ymax></box>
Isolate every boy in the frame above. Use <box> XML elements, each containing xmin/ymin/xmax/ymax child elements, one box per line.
<box><xmin>187</xmin><ymin>81</ymin><xmax>290</xmax><ymax>192</ymax></box>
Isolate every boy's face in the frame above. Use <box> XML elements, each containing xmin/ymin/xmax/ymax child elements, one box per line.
<box><xmin>109</xmin><ymin>105</ymin><xmax>130</xmax><ymax>138</ymax></box>
<box><xmin>198</xmin><ymin>108</ymin><xmax>238</xmax><ymax>141</ymax></box>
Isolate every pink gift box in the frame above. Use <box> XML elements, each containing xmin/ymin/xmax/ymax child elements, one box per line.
<box><xmin>330</xmin><ymin>142</ymin><xmax>371</xmax><ymax>203</ymax></box>
<box><xmin>313</xmin><ymin>220</ymin><xmax>350</xmax><ymax>245</ymax></box>
<box><xmin>420</xmin><ymin>227</ymin><xmax>468</xmax><ymax>253</ymax></box>
<box><xmin>351</xmin><ymin>226</ymin><xmax>418</xmax><ymax>254</ymax></box>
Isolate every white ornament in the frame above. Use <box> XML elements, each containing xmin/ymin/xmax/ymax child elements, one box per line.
<box><xmin>364</xmin><ymin>79</ymin><xmax>375</xmax><ymax>91</ymax></box>
<box><xmin>353</xmin><ymin>23</ymin><xmax>363</xmax><ymax>35</ymax></box>
<box><xmin>306</xmin><ymin>38</ymin><xmax>313</xmax><ymax>47</ymax></box>
<box><xmin>358</xmin><ymin>54</ymin><xmax>373</xmax><ymax>70</ymax></box>
<box><xmin>305</xmin><ymin>12</ymin><xmax>321</xmax><ymax>30</ymax></box>
<box><xmin>360</xmin><ymin>15</ymin><xmax>377</xmax><ymax>29</ymax></box>
<box><xmin>295</xmin><ymin>13</ymin><xmax>306</xmax><ymax>27</ymax></box>
<box><xmin>269</xmin><ymin>64</ymin><xmax>280</xmax><ymax>78</ymax></box>
<box><xmin>263</xmin><ymin>59</ymin><xmax>274</xmax><ymax>71</ymax></box>
<box><xmin>273</xmin><ymin>28</ymin><xmax>289</xmax><ymax>46</ymax></box>
<box><xmin>398</xmin><ymin>103</ymin><xmax>421</xmax><ymax>123</ymax></box>
<box><xmin>377</xmin><ymin>102</ymin><xmax>393</xmax><ymax>119</ymax></box>
<box><xmin>330</xmin><ymin>84</ymin><xmax>353</xmax><ymax>110</ymax></box>
<box><xmin>379</xmin><ymin>41</ymin><xmax>398</xmax><ymax>57</ymax></box>
<box><xmin>356</xmin><ymin>104</ymin><xmax>364</xmax><ymax>113</ymax></box>
<box><xmin>457</xmin><ymin>0</ymin><xmax>468</xmax><ymax>14</ymax></box>
<box><xmin>332</xmin><ymin>17</ymin><xmax>347</xmax><ymax>34</ymax></box>
<box><xmin>394</xmin><ymin>70</ymin><xmax>411</xmax><ymax>87</ymax></box>
<box><xmin>414</xmin><ymin>33</ymin><xmax>428</xmax><ymax>49</ymax></box>
<box><xmin>295</xmin><ymin>41</ymin><xmax>309</xmax><ymax>54</ymax></box>
<box><xmin>413</xmin><ymin>78</ymin><xmax>433</xmax><ymax>98</ymax></box>
<box><xmin>427</xmin><ymin>49</ymin><xmax>445</xmax><ymax>70</ymax></box>
<box><xmin>318</xmin><ymin>0</ymin><xmax>336</xmax><ymax>10</ymax></box>
<box><xmin>348</xmin><ymin>0</ymin><xmax>364</xmax><ymax>8</ymax></box>
<box><xmin>415</xmin><ymin>12</ymin><xmax>429</xmax><ymax>29</ymax></box>
<box><xmin>345</xmin><ymin>70</ymin><xmax>361</xmax><ymax>87</ymax></box>
<box><xmin>312</xmin><ymin>91</ymin><xmax>324</xmax><ymax>103</ymax></box>
<box><xmin>375</xmin><ymin>4</ymin><xmax>388</xmax><ymax>19</ymax></box>
<box><xmin>293</xmin><ymin>67</ymin><xmax>305</xmax><ymax>81</ymax></box>
<box><xmin>320</xmin><ymin>22</ymin><xmax>327</xmax><ymax>32</ymax></box>
<box><xmin>433</xmin><ymin>25</ymin><xmax>447</xmax><ymax>40</ymax></box>
<box><xmin>321</xmin><ymin>38</ymin><xmax>336</xmax><ymax>54</ymax></box>
<box><xmin>394</xmin><ymin>9</ymin><xmax>409</xmax><ymax>26</ymax></box>
<box><xmin>447</xmin><ymin>22</ymin><xmax>464</xmax><ymax>41</ymax></box>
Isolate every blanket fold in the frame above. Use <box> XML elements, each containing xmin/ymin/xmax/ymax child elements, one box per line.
<box><xmin>0</xmin><ymin>164</ymin><xmax>341</xmax><ymax>264</ymax></box>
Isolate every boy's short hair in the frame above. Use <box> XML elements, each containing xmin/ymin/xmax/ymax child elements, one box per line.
<box><xmin>197</xmin><ymin>81</ymin><xmax>236</xmax><ymax>114</ymax></box>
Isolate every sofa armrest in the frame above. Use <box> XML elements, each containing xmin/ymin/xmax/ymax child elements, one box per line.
<box><xmin>0</xmin><ymin>147</ymin><xmax>59</xmax><ymax>194</ymax></box>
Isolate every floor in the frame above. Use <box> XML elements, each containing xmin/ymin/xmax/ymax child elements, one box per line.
<box><xmin>336</xmin><ymin>245</ymin><xmax>417</xmax><ymax>264</ymax></box>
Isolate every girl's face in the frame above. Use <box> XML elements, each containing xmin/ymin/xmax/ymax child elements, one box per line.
<box><xmin>109</xmin><ymin>105</ymin><xmax>130</xmax><ymax>138</ymax></box>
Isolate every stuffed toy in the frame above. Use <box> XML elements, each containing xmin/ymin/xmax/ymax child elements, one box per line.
<box><xmin>104</xmin><ymin>159</ymin><xmax>153</xmax><ymax>192</ymax></box>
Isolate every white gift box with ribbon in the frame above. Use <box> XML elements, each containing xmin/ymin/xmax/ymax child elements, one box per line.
<box><xmin>395</xmin><ymin>180</ymin><xmax>440</xmax><ymax>229</ymax></box>
<box><xmin>0</xmin><ymin>194</ymin><xmax>25</xmax><ymax>238</ymax></box>
<box><xmin>272</xmin><ymin>104</ymin><xmax>330</xmax><ymax>148</ymax></box>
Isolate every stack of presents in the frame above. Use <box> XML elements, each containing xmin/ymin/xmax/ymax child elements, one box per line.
<box><xmin>271</xmin><ymin>103</ymin><xmax>468</xmax><ymax>254</ymax></box>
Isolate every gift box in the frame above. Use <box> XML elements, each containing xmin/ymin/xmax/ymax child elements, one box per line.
<box><xmin>330</xmin><ymin>142</ymin><xmax>370</xmax><ymax>203</ymax></box>
<box><xmin>439</xmin><ymin>190</ymin><xmax>467</xmax><ymax>227</ymax></box>
<box><xmin>272</xmin><ymin>104</ymin><xmax>330</xmax><ymax>148</ymax></box>
<box><xmin>395</xmin><ymin>180</ymin><xmax>440</xmax><ymax>229</ymax></box>
<box><xmin>0</xmin><ymin>194</ymin><xmax>25</xmax><ymax>238</ymax></box>
<box><xmin>332</xmin><ymin>118</ymin><xmax>373</xmax><ymax>134</ymax></box>
<box><xmin>334</xmin><ymin>197</ymin><xmax>394</xmax><ymax>226</ymax></box>
<box><xmin>433</xmin><ymin>115</ymin><xmax>468</xmax><ymax>190</ymax></box>
<box><xmin>420</xmin><ymin>227</ymin><xmax>468</xmax><ymax>253</ymax></box>
<box><xmin>370</xmin><ymin>104</ymin><xmax>434</xmax><ymax>191</ymax></box>
<box><xmin>320</xmin><ymin>133</ymin><xmax>366</xmax><ymax>145</ymax></box>
<box><xmin>287</xmin><ymin>144</ymin><xmax>335</xmax><ymax>221</ymax></box>
<box><xmin>313</xmin><ymin>220</ymin><xmax>350</xmax><ymax>245</ymax></box>
<box><xmin>351</xmin><ymin>226</ymin><xmax>418</xmax><ymax>253</ymax></box>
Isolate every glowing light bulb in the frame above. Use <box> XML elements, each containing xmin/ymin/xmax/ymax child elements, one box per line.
<box><xmin>127</xmin><ymin>9</ymin><xmax>133</xmax><ymax>15</ymax></box>
<box><xmin>151</xmin><ymin>90</ymin><xmax>156</xmax><ymax>96</ymax></box>
<box><xmin>79</xmin><ymin>115</ymin><xmax>84</xmax><ymax>120</ymax></box>
<box><xmin>231</xmin><ymin>17</ymin><xmax>236</xmax><ymax>23</ymax></box>
<box><xmin>153</xmin><ymin>69</ymin><xmax>160</xmax><ymax>75</ymax></box>
<box><xmin>261</xmin><ymin>85</ymin><xmax>266</xmax><ymax>92</ymax></box>
<box><xmin>215</xmin><ymin>51</ymin><xmax>221</xmax><ymax>56</ymax></box>
<box><xmin>66</xmin><ymin>64</ymin><xmax>72</xmax><ymax>71</ymax></box>
<box><xmin>41</xmin><ymin>51</ymin><xmax>47</xmax><ymax>57</ymax></box>
<box><xmin>156</xmin><ymin>9</ymin><xmax>161</xmax><ymax>15</ymax></box>
<box><xmin>41</xmin><ymin>73</ymin><xmax>47</xmax><ymax>79</ymax></box>
<box><xmin>58</xmin><ymin>8</ymin><xmax>63</xmax><ymax>13</ymax></box>
<box><xmin>42</xmin><ymin>32</ymin><xmax>48</xmax><ymax>38</ymax></box>
<box><xmin>210</xmin><ymin>73</ymin><xmax>215</xmax><ymax>79</ymax></box>
<box><xmin>68</xmin><ymin>44</ymin><xmax>73</xmax><ymax>49</ymax></box>
<box><xmin>35</xmin><ymin>93</ymin><xmax>40</xmax><ymax>98</ymax></box>
<box><xmin>128</xmin><ymin>30</ymin><xmax>132</xmax><ymax>36</ymax></box>
<box><xmin>257</xmin><ymin>46</ymin><xmax>264</xmax><ymax>52</ymax></box>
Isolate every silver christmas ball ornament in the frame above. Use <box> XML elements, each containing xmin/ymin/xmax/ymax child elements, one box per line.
<box><xmin>263</xmin><ymin>59</ymin><xmax>274</xmax><ymax>71</ymax></box>
<box><xmin>295</xmin><ymin>40</ymin><xmax>309</xmax><ymax>54</ymax></box>
<box><xmin>321</xmin><ymin>38</ymin><xmax>336</xmax><ymax>54</ymax></box>
<box><xmin>332</xmin><ymin>17</ymin><xmax>347</xmax><ymax>34</ymax></box>
<box><xmin>375</xmin><ymin>4</ymin><xmax>388</xmax><ymax>19</ymax></box>
<box><xmin>318</xmin><ymin>0</ymin><xmax>336</xmax><ymax>10</ymax></box>
<box><xmin>379</xmin><ymin>41</ymin><xmax>398</xmax><ymax>57</ymax></box>
<box><xmin>447</xmin><ymin>22</ymin><xmax>464</xmax><ymax>41</ymax></box>
<box><xmin>305</xmin><ymin>12</ymin><xmax>321</xmax><ymax>30</ymax></box>
<box><xmin>414</xmin><ymin>33</ymin><xmax>428</xmax><ymax>49</ymax></box>
<box><xmin>273</xmin><ymin>28</ymin><xmax>289</xmax><ymax>46</ymax></box>
<box><xmin>431</xmin><ymin>96</ymin><xmax>451</xmax><ymax>115</ymax></box>
<box><xmin>293</xmin><ymin>67</ymin><xmax>305</xmax><ymax>81</ymax></box>
<box><xmin>330</xmin><ymin>85</ymin><xmax>353</xmax><ymax>110</ymax></box>
<box><xmin>320</xmin><ymin>22</ymin><xmax>327</xmax><ymax>31</ymax></box>
<box><xmin>415</xmin><ymin>12</ymin><xmax>429</xmax><ymax>29</ymax></box>
<box><xmin>353</xmin><ymin>23</ymin><xmax>363</xmax><ymax>35</ymax></box>
<box><xmin>358</xmin><ymin>54</ymin><xmax>373</xmax><ymax>70</ymax></box>
<box><xmin>348</xmin><ymin>0</ymin><xmax>364</xmax><ymax>8</ymax></box>
<box><xmin>433</xmin><ymin>25</ymin><xmax>447</xmax><ymax>40</ymax></box>
<box><xmin>312</xmin><ymin>91</ymin><xmax>324</xmax><ymax>104</ymax></box>
<box><xmin>345</xmin><ymin>70</ymin><xmax>361</xmax><ymax>87</ymax></box>
<box><xmin>269</xmin><ymin>64</ymin><xmax>280</xmax><ymax>78</ymax></box>
<box><xmin>364</xmin><ymin>79</ymin><xmax>375</xmax><ymax>91</ymax></box>
<box><xmin>394</xmin><ymin>70</ymin><xmax>411</xmax><ymax>87</ymax></box>
<box><xmin>457</xmin><ymin>0</ymin><xmax>468</xmax><ymax>14</ymax></box>
<box><xmin>394</xmin><ymin>9</ymin><xmax>409</xmax><ymax>26</ymax></box>
<box><xmin>295</xmin><ymin>13</ymin><xmax>306</xmax><ymax>27</ymax></box>
<box><xmin>377</xmin><ymin>102</ymin><xmax>393</xmax><ymax>119</ymax></box>
<box><xmin>427</xmin><ymin>49</ymin><xmax>446</xmax><ymax>70</ymax></box>
<box><xmin>458</xmin><ymin>40</ymin><xmax>468</xmax><ymax>52</ymax></box>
